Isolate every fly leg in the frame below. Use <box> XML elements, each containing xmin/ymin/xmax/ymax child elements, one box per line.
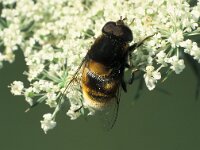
<box><xmin>121</xmin><ymin>77</ymin><xmax>127</xmax><ymax>92</ymax></box>
<box><xmin>128</xmin><ymin>34</ymin><xmax>155</xmax><ymax>52</ymax></box>
<box><xmin>128</xmin><ymin>69</ymin><xmax>139</xmax><ymax>85</ymax></box>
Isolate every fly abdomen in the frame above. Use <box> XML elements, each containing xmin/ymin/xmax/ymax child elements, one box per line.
<box><xmin>81</xmin><ymin>61</ymin><xmax>120</xmax><ymax>109</ymax></box>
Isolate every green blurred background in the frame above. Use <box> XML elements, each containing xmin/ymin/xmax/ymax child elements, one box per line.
<box><xmin>0</xmin><ymin>48</ymin><xmax>200</xmax><ymax>150</ymax></box>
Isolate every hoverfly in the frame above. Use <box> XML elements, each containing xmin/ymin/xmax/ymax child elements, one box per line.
<box><xmin>61</xmin><ymin>18</ymin><xmax>153</xmax><ymax>128</ymax></box>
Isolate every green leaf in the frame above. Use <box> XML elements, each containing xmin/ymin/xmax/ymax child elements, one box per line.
<box><xmin>81</xmin><ymin>0</ymin><xmax>93</xmax><ymax>8</ymax></box>
<box><xmin>20</xmin><ymin>20</ymin><xmax>35</xmax><ymax>32</ymax></box>
<box><xmin>25</xmin><ymin>95</ymin><xmax>46</xmax><ymax>112</ymax></box>
<box><xmin>83</xmin><ymin>29</ymin><xmax>95</xmax><ymax>39</ymax></box>
<box><xmin>91</xmin><ymin>10</ymin><xmax>104</xmax><ymax>21</ymax></box>
<box><xmin>0</xmin><ymin>17</ymin><xmax>8</xmax><ymax>28</ymax></box>
<box><xmin>162</xmin><ymin>69</ymin><xmax>173</xmax><ymax>83</ymax></box>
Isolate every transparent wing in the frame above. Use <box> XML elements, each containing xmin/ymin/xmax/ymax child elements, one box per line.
<box><xmin>58</xmin><ymin>57</ymin><xmax>86</xmax><ymax>100</ymax></box>
<box><xmin>87</xmin><ymin>87</ymin><xmax>122</xmax><ymax>130</ymax></box>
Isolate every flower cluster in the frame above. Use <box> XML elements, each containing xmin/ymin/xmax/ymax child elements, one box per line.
<box><xmin>40</xmin><ymin>113</ymin><xmax>56</xmax><ymax>134</ymax></box>
<box><xmin>0</xmin><ymin>0</ymin><xmax>199</xmax><ymax>133</ymax></box>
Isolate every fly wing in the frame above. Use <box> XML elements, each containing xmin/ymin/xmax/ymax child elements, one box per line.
<box><xmin>105</xmin><ymin>86</ymin><xmax>121</xmax><ymax>130</ymax></box>
<box><xmin>87</xmin><ymin>86</ymin><xmax>121</xmax><ymax>130</ymax></box>
<box><xmin>25</xmin><ymin>55</ymin><xmax>87</xmax><ymax>112</ymax></box>
<box><xmin>57</xmin><ymin>56</ymin><xmax>87</xmax><ymax>103</ymax></box>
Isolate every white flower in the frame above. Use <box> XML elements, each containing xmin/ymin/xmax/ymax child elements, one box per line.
<box><xmin>0</xmin><ymin>53</ymin><xmax>5</xmax><ymax>62</ymax></box>
<box><xmin>27</xmin><ymin>64</ymin><xmax>45</xmax><ymax>81</ymax></box>
<box><xmin>45</xmin><ymin>92</ymin><xmax>57</xmax><ymax>108</ymax></box>
<box><xmin>144</xmin><ymin>66</ymin><xmax>161</xmax><ymax>90</ymax></box>
<box><xmin>1</xmin><ymin>24</ymin><xmax>22</xmax><ymax>51</ymax></box>
<box><xmin>180</xmin><ymin>40</ymin><xmax>200</xmax><ymax>62</ymax></box>
<box><xmin>5</xmin><ymin>52</ymin><xmax>15</xmax><ymax>63</ymax></box>
<box><xmin>190</xmin><ymin>43</ymin><xmax>200</xmax><ymax>63</ymax></box>
<box><xmin>180</xmin><ymin>39</ymin><xmax>192</xmax><ymax>53</ymax></box>
<box><xmin>10</xmin><ymin>81</ymin><xmax>24</xmax><ymax>95</ymax></box>
<box><xmin>1</xmin><ymin>0</ymin><xmax>16</xmax><ymax>5</ymax></box>
<box><xmin>168</xmin><ymin>56</ymin><xmax>185</xmax><ymax>74</ymax></box>
<box><xmin>156</xmin><ymin>51</ymin><xmax>168</xmax><ymax>66</ymax></box>
<box><xmin>40</xmin><ymin>113</ymin><xmax>56</xmax><ymax>134</ymax></box>
<box><xmin>66</xmin><ymin>105</ymin><xmax>82</xmax><ymax>120</ymax></box>
<box><xmin>25</xmin><ymin>97</ymin><xmax>33</xmax><ymax>106</ymax></box>
<box><xmin>168</xmin><ymin>30</ymin><xmax>184</xmax><ymax>48</ymax></box>
<box><xmin>191</xmin><ymin>5</ymin><xmax>200</xmax><ymax>21</ymax></box>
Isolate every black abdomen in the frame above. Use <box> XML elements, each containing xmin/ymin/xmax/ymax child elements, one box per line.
<box><xmin>81</xmin><ymin>62</ymin><xmax>120</xmax><ymax>104</ymax></box>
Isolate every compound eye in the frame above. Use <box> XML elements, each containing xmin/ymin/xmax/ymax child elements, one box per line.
<box><xmin>102</xmin><ymin>21</ymin><xmax>116</xmax><ymax>34</ymax></box>
<box><xmin>113</xmin><ymin>26</ymin><xmax>123</xmax><ymax>37</ymax></box>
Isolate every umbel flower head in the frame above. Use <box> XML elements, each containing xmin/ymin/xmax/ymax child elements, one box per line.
<box><xmin>40</xmin><ymin>113</ymin><xmax>56</xmax><ymax>134</ymax></box>
<box><xmin>0</xmin><ymin>0</ymin><xmax>199</xmax><ymax>133</ymax></box>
